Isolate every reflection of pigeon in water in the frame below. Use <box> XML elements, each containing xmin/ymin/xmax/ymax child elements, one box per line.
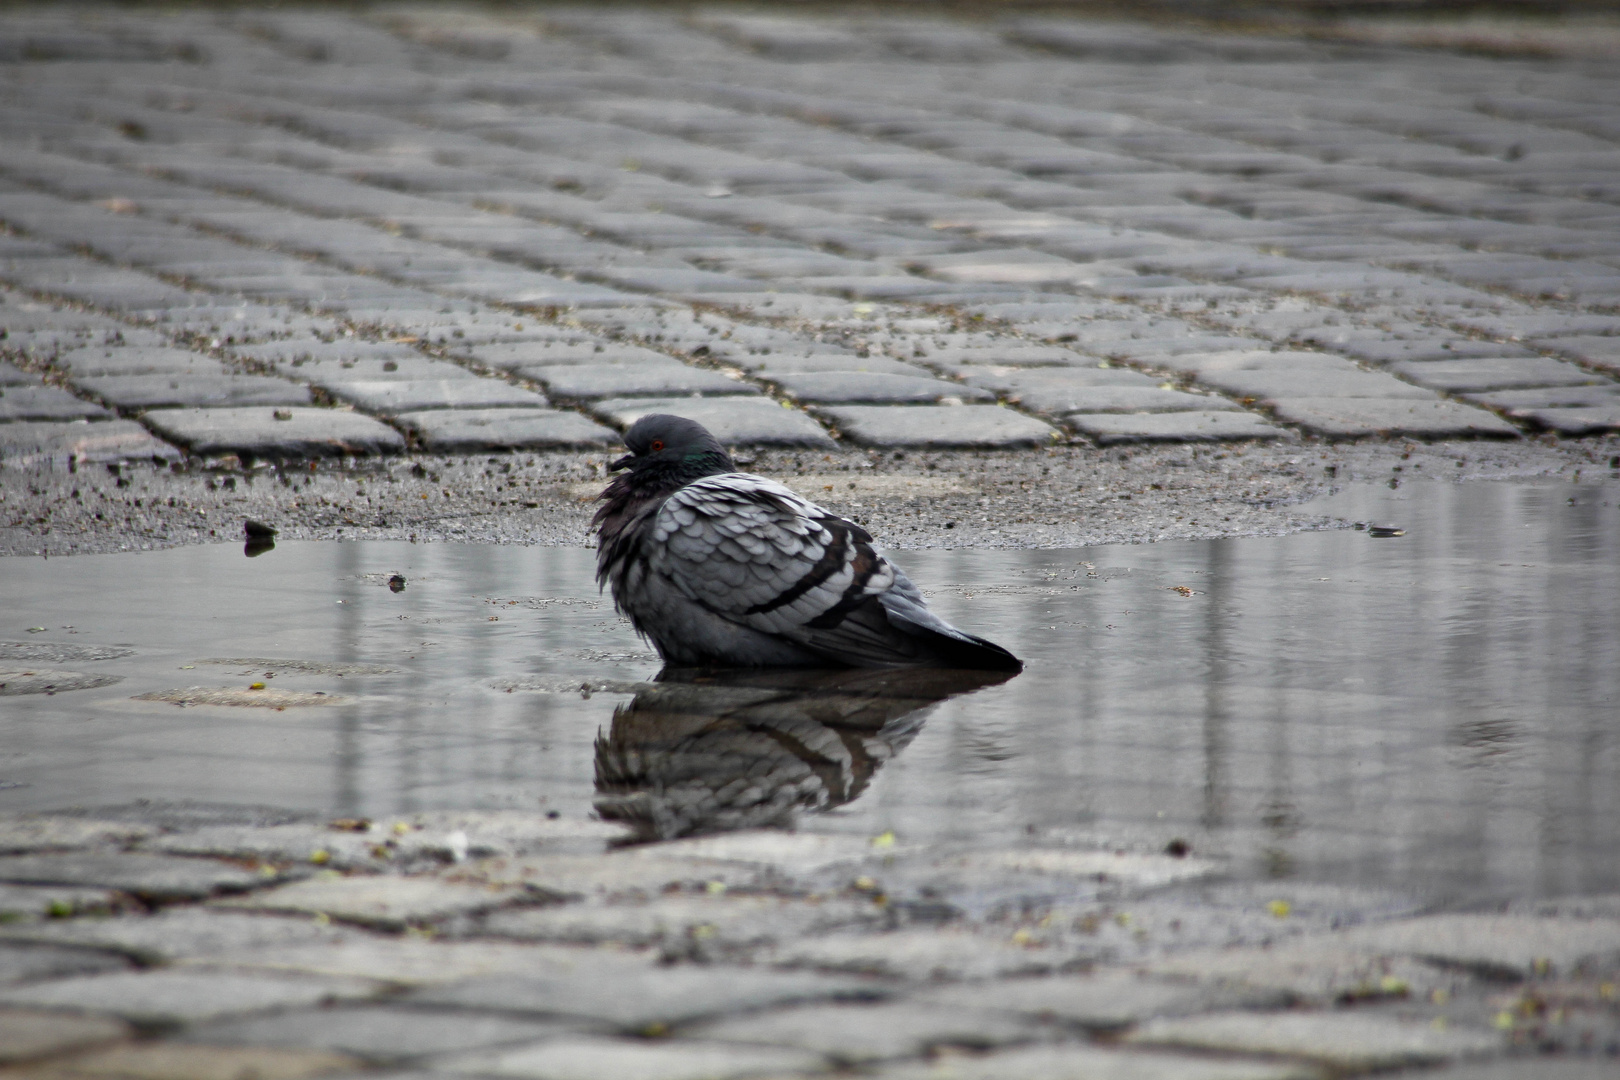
<box><xmin>595</xmin><ymin>666</ymin><xmax>1011</xmax><ymax>841</ymax></box>
<box><xmin>594</xmin><ymin>414</ymin><xmax>1021</xmax><ymax>671</ymax></box>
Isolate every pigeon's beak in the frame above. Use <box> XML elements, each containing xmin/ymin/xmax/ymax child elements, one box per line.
<box><xmin>609</xmin><ymin>452</ymin><xmax>635</xmax><ymax>472</ymax></box>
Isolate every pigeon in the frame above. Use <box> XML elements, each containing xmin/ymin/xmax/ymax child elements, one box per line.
<box><xmin>594</xmin><ymin>414</ymin><xmax>1021</xmax><ymax>672</ymax></box>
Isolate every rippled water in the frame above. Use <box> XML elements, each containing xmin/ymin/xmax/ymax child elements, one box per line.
<box><xmin>2</xmin><ymin>479</ymin><xmax>1616</xmax><ymax>901</ymax></box>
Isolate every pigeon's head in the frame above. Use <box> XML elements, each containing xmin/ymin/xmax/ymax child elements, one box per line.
<box><xmin>610</xmin><ymin>414</ymin><xmax>736</xmax><ymax>481</ymax></box>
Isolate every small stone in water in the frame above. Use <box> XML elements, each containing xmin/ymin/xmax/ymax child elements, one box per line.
<box><xmin>243</xmin><ymin>519</ymin><xmax>277</xmax><ymax>539</ymax></box>
<box><xmin>388</xmin><ymin>574</ymin><xmax>406</xmax><ymax>593</ymax></box>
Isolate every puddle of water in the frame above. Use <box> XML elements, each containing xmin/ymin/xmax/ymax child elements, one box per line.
<box><xmin>1</xmin><ymin>480</ymin><xmax>1615</xmax><ymax>902</ymax></box>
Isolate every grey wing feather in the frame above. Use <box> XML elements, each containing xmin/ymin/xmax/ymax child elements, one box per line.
<box><xmin>644</xmin><ymin>475</ymin><xmax>938</xmax><ymax>665</ymax></box>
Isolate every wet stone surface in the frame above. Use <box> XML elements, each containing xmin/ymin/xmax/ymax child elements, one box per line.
<box><xmin>0</xmin><ymin>476</ymin><xmax>1616</xmax><ymax>1074</ymax></box>
<box><xmin>2</xmin><ymin>4</ymin><xmax>1620</xmax><ymax>1075</ymax></box>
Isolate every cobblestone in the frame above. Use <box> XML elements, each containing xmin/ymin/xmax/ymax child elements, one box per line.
<box><xmin>186</xmin><ymin>1005</ymin><xmax>585</xmax><ymax>1064</ymax></box>
<box><xmin>0</xmin><ymin>1009</ymin><xmax>129</xmax><ymax>1065</ymax></box>
<box><xmin>71</xmin><ymin>374</ymin><xmax>312</xmax><ymax>412</ymax></box>
<box><xmin>3</xmin><ymin>7</ymin><xmax>1620</xmax><ymax>1072</ymax></box>
<box><xmin>0</xmin><ymin>969</ymin><xmax>381</xmax><ymax>1029</ymax></box>
<box><xmin>1265</xmin><ymin>399</ymin><xmax>1523</xmax><ymax>440</ymax></box>
<box><xmin>0</xmin><ymin>386</ymin><xmax>111</xmax><ymax>423</ymax></box>
<box><xmin>0</xmin><ymin>853</ymin><xmax>268</xmax><ymax>904</ymax></box>
<box><xmin>1125</xmin><ymin>1010</ymin><xmax>1503</xmax><ymax>1071</ymax></box>
<box><xmin>140</xmin><ymin>407</ymin><xmax>406</xmax><ymax>459</ymax></box>
<box><xmin>588</xmin><ymin>398</ymin><xmax>835</xmax><ymax>448</ymax></box>
<box><xmin>818</xmin><ymin>405</ymin><xmax>1059</xmax><ymax>448</ymax></box>
<box><xmin>0</xmin><ymin>3</ymin><xmax>1616</xmax><ymax>472</ymax></box>
<box><xmin>322</xmin><ymin>379</ymin><xmax>546</xmax><ymax>414</ymax></box>
<box><xmin>395</xmin><ymin>408</ymin><xmax>619</xmax><ymax>452</ymax></box>
<box><xmin>44</xmin><ymin>1042</ymin><xmax>364</xmax><ymax>1080</ymax></box>
<box><xmin>434</xmin><ymin>1035</ymin><xmax>824</xmax><ymax>1080</ymax></box>
<box><xmin>213</xmin><ymin>875</ymin><xmax>535</xmax><ymax>931</ymax></box>
<box><xmin>1067</xmin><ymin>411</ymin><xmax>1289</xmax><ymax>445</ymax></box>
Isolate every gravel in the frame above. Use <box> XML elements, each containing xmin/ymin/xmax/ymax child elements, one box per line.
<box><xmin>2</xmin><ymin>437</ymin><xmax>1614</xmax><ymax>558</ymax></box>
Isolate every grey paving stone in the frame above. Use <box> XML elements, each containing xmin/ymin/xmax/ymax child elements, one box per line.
<box><xmin>324</xmin><ymin>379</ymin><xmax>546</xmax><ymax>413</ymax></box>
<box><xmin>1143</xmin><ymin>935</ymin><xmax>1479</xmax><ymax>1005</ymax></box>
<box><xmin>525</xmin><ymin>365</ymin><xmax>755</xmax><ymax>400</ymax></box>
<box><xmin>873</xmin><ymin>1043</ymin><xmax>1315</xmax><ymax>1080</ymax></box>
<box><xmin>1135</xmin><ymin>351</ymin><xmax>1344</xmax><ymax>381</ymax></box>
<box><xmin>214</xmin><ymin>874</ymin><xmax>533</xmax><ymax>931</ymax></box>
<box><xmin>1195</xmin><ymin>368</ymin><xmax>1437</xmax><ymax>402</ymax></box>
<box><xmin>0</xmin><ymin>1008</ymin><xmax>130</xmax><ymax>1065</ymax></box>
<box><xmin>0</xmin><ymin>853</ymin><xmax>266</xmax><ymax>903</ymax></box>
<box><xmin>0</xmin><ymin>907</ymin><xmax>364</xmax><ymax>966</ymax></box>
<box><xmin>589</xmin><ymin>398</ymin><xmax>835</xmax><ymax>448</ymax></box>
<box><xmin>0</xmin><ymin>385</ymin><xmax>111</xmax><ymax>422</ymax></box>
<box><xmin>480</xmin><ymin>894</ymin><xmax>878</xmax><ymax>950</ymax></box>
<box><xmin>1053</xmin><ymin>386</ymin><xmax>1242</xmax><ymax>415</ymax></box>
<box><xmin>770</xmin><ymin>928</ymin><xmax>1078</xmax><ymax>981</ymax></box>
<box><xmin>293</xmin><ymin>357</ymin><xmax>479</xmax><ymax>384</ymax></box>
<box><xmin>47</xmin><ymin>1042</ymin><xmax>366</xmax><ymax>1079</ymax></box>
<box><xmin>1390</xmin><ymin>357</ymin><xmax>1602</xmax><ymax>393</ymax></box>
<box><xmin>0</xmin><ymin>361</ymin><xmax>36</xmax><ymax>385</ymax></box>
<box><xmin>71</xmin><ymin>374</ymin><xmax>312</xmax><ymax>411</ymax></box>
<box><xmin>1534</xmin><ymin>336</ymin><xmax>1620</xmax><ymax>377</ymax></box>
<box><xmin>734</xmin><ymin>353</ymin><xmax>925</xmax><ymax>377</ymax></box>
<box><xmin>685</xmin><ymin>1000</ymin><xmax>1035</xmax><ymax>1064</ymax></box>
<box><xmin>0</xmin><ymin>942</ymin><xmax>132</xmax><ymax>985</ymax></box>
<box><xmin>0</xmin><ymin>667</ymin><xmax>123</xmax><ymax>696</ymax></box>
<box><xmin>1311</xmin><ymin>336</ymin><xmax>1536</xmax><ymax>366</ymax></box>
<box><xmin>914</xmin><ymin>344</ymin><xmax>1095</xmax><ymax>369</ymax></box>
<box><xmin>436</xmin><ymin>1035</ymin><xmax>824</xmax><ymax>1080</ymax></box>
<box><xmin>1334</xmin><ymin>914</ymin><xmax>1620</xmax><ymax>979</ymax></box>
<box><xmin>620</xmin><ymin>830</ymin><xmax>890</xmax><ymax>878</ymax></box>
<box><xmin>155</xmin><ymin>812</ymin><xmax>626</xmax><ymax>868</ymax></box>
<box><xmin>1124</xmin><ymin>1011</ymin><xmax>1502</xmax><ymax>1071</ymax></box>
<box><xmin>410</xmin><ymin>966</ymin><xmax>881</xmax><ymax>1031</ymax></box>
<box><xmin>231</xmin><ymin>339</ymin><xmax>423</xmax><ymax>367</ymax></box>
<box><xmin>54</xmin><ymin>346</ymin><xmax>223</xmax><ymax>377</ymax></box>
<box><xmin>395</xmin><ymin>408</ymin><xmax>619</xmax><ymax>451</ymax></box>
<box><xmin>457</xmin><ymin>852</ymin><xmax>775</xmax><ymax>901</ymax></box>
<box><xmin>141</xmin><ymin>407</ymin><xmax>405</xmax><ymax>458</ymax></box>
<box><xmin>0</xmin><ymin>816</ymin><xmax>153</xmax><ymax>854</ymax></box>
<box><xmin>1512</xmin><ymin>405</ymin><xmax>1620</xmax><ymax>434</ymax></box>
<box><xmin>0</xmin><ymin>968</ymin><xmax>380</xmax><ymax>1028</ymax></box>
<box><xmin>469</xmin><ymin>341</ymin><xmax>676</xmax><ymax>371</ymax></box>
<box><xmin>209</xmin><ymin>938</ymin><xmax>633</xmax><ymax>987</ymax></box>
<box><xmin>1100</xmin><ymin>336</ymin><xmax>1267</xmax><ymax>365</ymax></box>
<box><xmin>1067</xmin><ymin>411</ymin><xmax>1287</xmax><ymax>445</ymax></box>
<box><xmin>915</xmin><ymin>971</ymin><xmax>1268</xmax><ymax>1031</ymax></box>
<box><xmin>817</xmin><ymin>405</ymin><xmax>1059</xmax><ymax>448</ymax></box>
<box><xmin>1458</xmin><ymin>315</ymin><xmax>1620</xmax><ymax>340</ymax></box>
<box><xmin>0</xmin><ymin>883</ymin><xmax>123</xmax><ymax>921</ymax></box>
<box><xmin>1265</xmin><ymin>399</ymin><xmax>1520</xmax><ymax>439</ymax></box>
<box><xmin>768</xmin><ymin>371</ymin><xmax>992</xmax><ymax>405</ymax></box>
<box><xmin>186</xmin><ymin>1003</ymin><xmax>588</xmax><ymax>1062</ymax></box>
<box><xmin>1462</xmin><ymin>386</ymin><xmax>1620</xmax><ymax>411</ymax></box>
<box><xmin>961</xmin><ymin>368</ymin><xmax>1159</xmax><ymax>395</ymax></box>
<box><xmin>1420</xmin><ymin>1058</ymin><xmax>1620</xmax><ymax>1080</ymax></box>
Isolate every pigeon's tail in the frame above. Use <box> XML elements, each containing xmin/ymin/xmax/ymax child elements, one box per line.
<box><xmin>880</xmin><ymin>603</ymin><xmax>1023</xmax><ymax>672</ymax></box>
<box><xmin>871</xmin><ymin>573</ymin><xmax>1023</xmax><ymax>674</ymax></box>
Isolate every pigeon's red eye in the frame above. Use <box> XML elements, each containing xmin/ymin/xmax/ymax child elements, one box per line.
<box><xmin>649</xmin><ymin>440</ymin><xmax>664</xmax><ymax>452</ymax></box>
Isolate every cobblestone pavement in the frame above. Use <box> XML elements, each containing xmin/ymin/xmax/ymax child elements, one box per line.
<box><xmin>0</xmin><ymin>803</ymin><xmax>1616</xmax><ymax>1079</ymax></box>
<box><xmin>2</xmin><ymin>3</ymin><xmax>1620</xmax><ymax>494</ymax></box>
<box><xmin>2</xmin><ymin>8</ymin><xmax>1620</xmax><ymax>1075</ymax></box>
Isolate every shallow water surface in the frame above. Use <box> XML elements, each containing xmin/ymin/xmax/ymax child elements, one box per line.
<box><xmin>2</xmin><ymin>480</ymin><xmax>1616</xmax><ymax>902</ymax></box>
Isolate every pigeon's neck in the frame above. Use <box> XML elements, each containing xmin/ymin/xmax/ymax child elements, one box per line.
<box><xmin>637</xmin><ymin>448</ymin><xmax>734</xmax><ymax>496</ymax></box>
<box><xmin>593</xmin><ymin>450</ymin><xmax>733</xmax><ymax>546</ymax></box>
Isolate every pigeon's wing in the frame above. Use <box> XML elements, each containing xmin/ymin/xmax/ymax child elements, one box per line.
<box><xmin>646</xmin><ymin>474</ymin><xmax>932</xmax><ymax>665</ymax></box>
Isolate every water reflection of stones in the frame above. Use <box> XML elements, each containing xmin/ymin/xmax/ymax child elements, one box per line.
<box><xmin>594</xmin><ymin>667</ymin><xmax>1013</xmax><ymax>842</ymax></box>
